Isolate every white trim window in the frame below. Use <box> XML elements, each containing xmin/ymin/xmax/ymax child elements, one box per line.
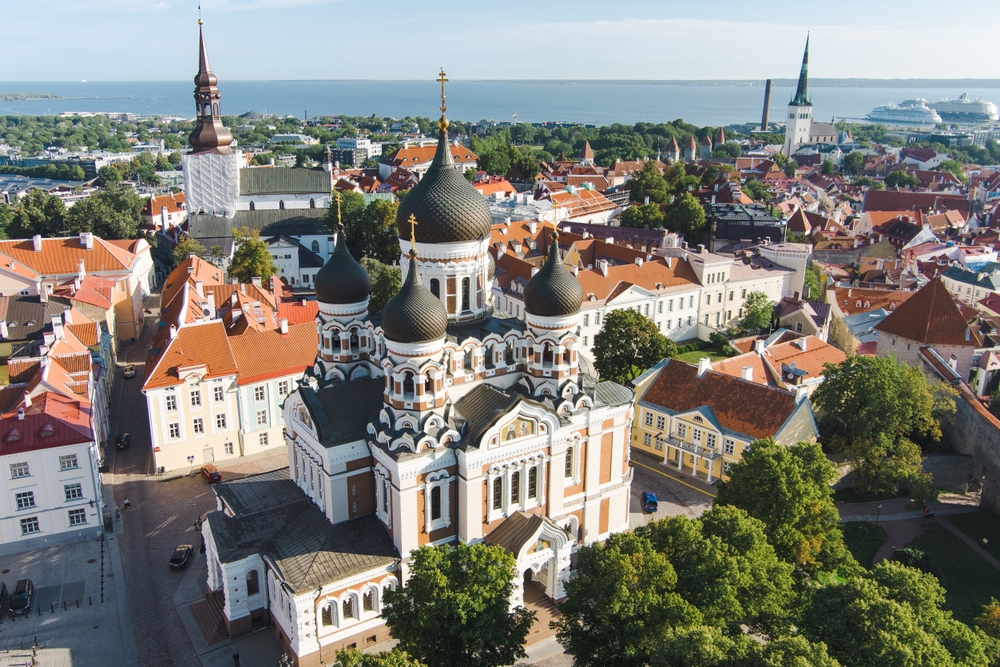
<box><xmin>254</xmin><ymin>386</ymin><xmax>266</xmax><ymax>402</ymax></box>
<box><xmin>215</xmin><ymin>414</ymin><xmax>228</xmax><ymax>430</ymax></box>
<box><xmin>64</xmin><ymin>483</ymin><xmax>83</xmax><ymax>501</ymax></box>
<box><xmin>190</xmin><ymin>390</ymin><xmax>201</xmax><ymax>407</ymax></box>
<box><xmin>168</xmin><ymin>422</ymin><xmax>181</xmax><ymax>439</ymax></box>
<box><xmin>256</xmin><ymin>410</ymin><xmax>268</xmax><ymax>426</ymax></box>
<box><xmin>656</xmin><ymin>415</ymin><xmax>665</xmax><ymax>430</ymax></box>
<box><xmin>677</xmin><ymin>423</ymin><xmax>687</xmax><ymax>439</ymax></box>
<box><xmin>165</xmin><ymin>393</ymin><xmax>177</xmax><ymax>411</ymax></box>
<box><xmin>724</xmin><ymin>439</ymin><xmax>736</xmax><ymax>455</ymax></box>
<box><xmin>278</xmin><ymin>380</ymin><xmax>289</xmax><ymax>397</ymax></box>
<box><xmin>424</xmin><ymin>471</ymin><xmax>452</xmax><ymax>534</ymax></box>
<box><xmin>68</xmin><ymin>508</ymin><xmax>87</xmax><ymax>526</ymax></box>
<box><xmin>59</xmin><ymin>454</ymin><xmax>79</xmax><ymax>470</ymax></box>
<box><xmin>693</xmin><ymin>428</ymin><xmax>702</xmax><ymax>444</ymax></box>
<box><xmin>10</xmin><ymin>461</ymin><xmax>29</xmax><ymax>479</ymax></box>
<box><xmin>15</xmin><ymin>491</ymin><xmax>35</xmax><ymax>510</ymax></box>
<box><xmin>706</xmin><ymin>433</ymin><xmax>717</xmax><ymax>450</ymax></box>
<box><xmin>192</xmin><ymin>418</ymin><xmax>205</xmax><ymax>435</ymax></box>
<box><xmin>644</xmin><ymin>412</ymin><xmax>654</xmax><ymax>427</ymax></box>
<box><xmin>20</xmin><ymin>516</ymin><xmax>39</xmax><ymax>535</ymax></box>
<box><xmin>213</xmin><ymin>385</ymin><xmax>225</xmax><ymax>402</ymax></box>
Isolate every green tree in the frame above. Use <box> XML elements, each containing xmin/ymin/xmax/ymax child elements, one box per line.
<box><xmin>989</xmin><ymin>392</ymin><xmax>1000</xmax><ymax>420</ymax></box>
<box><xmin>66</xmin><ymin>184</ymin><xmax>142</xmax><ymax>239</ymax></box>
<box><xmin>8</xmin><ymin>188</ymin><xmax>66</xmax><ymax>238</ymax></box>
<box><xmin>651</xmin><ymin>624</ymin><xmax>753</xmax><ymax>667</ymax></box>
<box><xmin>715</xmin><ymin>439</ymin><xmax>852</xmax><ymax>574</ymax></box>
<box><xmin>464</xmin><ymin>167</ymin><xmax>476</xmax><ymax>182</ymax></box>
<box><xmin>936</xmin><ymin>158</ymin><xmax>967</xmax><ymax>182</ymax></box>
<box><xmin>326</xmin><ymin>190</ymin><xmax>366</xmax><ymax>230</ymax></box>
<box><xmin>346</xmin><ymin>199</ymin><xmax>400</xmax><ymax>264</ymax></box>
<box><xmin>755</xmin><ymin>636</ymin><xmax>842</xmax><ymax>667</ymax></box>
<box><xmin>843</xmin><ymin>151</ymin><xmax>865</xmax><ymax>174</ymax></box>
<box><xmin>885</xmin><ymin>170</ymin><xmax>920</xmax><ymax>189</ymax></box>
<box><xmin>812</xmin><ymin>356</ymin><xmax>956</xmax><ymax>498</ymax></box>
<box><xmin>173</xmin><ymin>237</ymin><xmax>206</xmax><ymax>266</ymax></box>
<box><xmin>95</xmin><ymin>165</ymin><xmax>123</xmax><ymax>188</ymax></box>
<box><xmin>821</xmin><ymin>160</ymin><xmax>837</xmax><ymax>175</ymax></box>
<box><xmin>625</xmin><ymin>160</ymin><xmax>668</xmax><ymax>204</ymax></box>
<box><xmin>620</xmin><ymin>203</ymin><xmax>664</xmax><ymax>229</ymax></box>
<box><xmin>382</xmin><ymin>543</ymin><xmax>534</xmax><ymax>667</ymax></box>
<box><xmin>772</xmin><ymin>153</ymin><xmax>789</xmax><ymax>168</ymax></box>
<box><xmin>640</xmin><ymin>506</ymin><xmax>796</xmax><ymax>637</ymax></box>
<box><xmin>334</xmin><ymin>648</ymin><xmax>424</xmax><ymax>667</ymax></box>
<box><xmin>593</xmin><ymin>308</ymin><xmax>676</xmax><ymax>385</ymax></box>
<box><xmin>664</xmin><ymin>192</ymin><xmax>707</xmax><ymax>244</ymax></box>
<box><xmin>0</xmin><ymin>203</ymin><xmax>13</xmax><ymax>239</ymax></box>
<box><xmin>554</xmin><ymin>532</ymin><xmax>701</xmax><ymax>667</ymax></box>
<box><xmin>783</xmin><ymin>160</ymin><xmax>798</xmax><ymax>178</ymax></box>
<box><xmin>977</xmin><ymin>598</ymin><xmax>1000</xmax><ymax>638</ymax></box>
<box><xmin>360</xmin><ymin>257</ymin><xmax>401</xmax><ymax>313</ymax></box>
<box><xmin>742</xmin><ymin>178</ymin><xmax>768</xmax><ymax>202</ymax></box>
<box><xmin>228</xmin><ymin>227</ymin><xmax>279</xmax><ymax>284</ymax></box>
<box><xmin>739</xmin><ymin>291</ymin><xmax>773</xmax><ymax>332</ymax></box>
<box><xmin>853</xmin><ymin>176</ymin><xmax>885</xmax><ymax>190</ymax></box>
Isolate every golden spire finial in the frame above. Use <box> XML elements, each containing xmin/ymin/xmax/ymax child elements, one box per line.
<box><xmin>198</xmin><ymin>2</ymin><xmax>202</xmax><ymax>25</ymax></box>
<box><xmin>408</xmin><ymin>213</ymin><xmax>418</xmax><ymax>252</ymax></box>
<box><xmin>552</xmin><ymin>197</ymin><xmax>559</xmax><ymax>224</ymax></box>
<box><xmin>335</xmin><ymin>192</ymin><xmax>343</xmax><ymax>232</ymax></box>
<box><xmin>436</xmin><ymin>68</ymin><xmax>450</xmax><ymax>132</ymax></box>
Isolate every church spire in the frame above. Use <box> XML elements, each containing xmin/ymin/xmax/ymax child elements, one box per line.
<box><xmin>790</xmin><ymin>34</ymin><xmax>811</xmax><ymax>107</ymax></box>
<box><xmin>188</xmin><ymin>20</ymin><xmax>234</xmax><ymax>155</ymax></box>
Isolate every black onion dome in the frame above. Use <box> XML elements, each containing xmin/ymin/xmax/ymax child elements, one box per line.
<box><xmin>381</xmin><ymin>254</ymin><xmax>448</xmax><ymax>343</ymax></box>
<box><xmin>395</xmin><ymin>130</ymin><xmax>492</xmax><ymax>244</ymax></box>
<box><xmin>524</xmin><ymin>234</ymin><xmax>582</xmax><ymax>317</ymax></box>
<box><xmin>314</xmin><ymin>229</ymin><xmax>371</xmax><ymax>304</ymax></box>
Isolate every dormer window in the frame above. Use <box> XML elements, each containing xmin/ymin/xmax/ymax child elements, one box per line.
<box><xmin>39</xmin><ymin>423</ymin><xmax>54</xmax><ymax>438</ymax></box>
<box><xmin>6</xmin><ymin>428</ymin><xmax>20</xmax><ymax>442</ymax></box>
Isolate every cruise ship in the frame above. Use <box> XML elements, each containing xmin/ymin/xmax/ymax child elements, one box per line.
<box><xmin>925</xmin><ymin>94</ymin><xmax>999</xmax><ymax>123</ymax></box>
<box><xmin>867</xmin><ymin>101</ymin><xmax>942</xmax><ymax>125</ymax></box>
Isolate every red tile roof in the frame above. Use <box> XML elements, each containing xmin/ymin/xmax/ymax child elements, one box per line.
<box><xmin>639</xmin><ymin>360</ymin><xmax>801</xmax><ymax>440</ymax></box>
<box><xmin>143</xmin><ymin>321</ymin><xmax>238</xmax><ymax>389</ymax></box>
<box><xmin>0</xmin><ymin>391</ymin><xmax>93</xmax><ymax>454</ymax></box>
<box><xmin>227</xmin><ymin>323</ymin><xmax>317</xmax><ymax>385</ymax></box>
<box><xmin>832</xmin><ymin>286</ymin><xmax>916</xmax><ymax>316</ymax></box>
<box><xmin>875</xmin><ymin>277</ymin><xmax>974</xmax><ymax>346</ymax></box>
<box><xmin>0</xmin><ymin>236</ymin><xmax>138</xmax><ymax>277</ymax></box>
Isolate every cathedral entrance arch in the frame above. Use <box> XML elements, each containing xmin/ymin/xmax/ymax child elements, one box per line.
<box><xmin>484</xmin><ymin>511</ymin><xmax>572</xmax><ymax>607</ymax></box>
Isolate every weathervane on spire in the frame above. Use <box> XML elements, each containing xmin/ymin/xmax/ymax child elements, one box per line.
<box><xmin>436</xmin><ymin>69</ymin><xmax>449</xmax><ymax>132</ymax></box>
<box><xmin>335</xmin><ymin>192</ymin><xmax>343</xmax><ymax>232</ymax></box>
<box><xmin>408</xmin><ymin>214</ymin><xmax>419</xmax><ymax>255</ymax></box>
<box><xmin>198</xmin><ymin>1</ymin><xmax>202</xmax><ymax>25</ymax></box>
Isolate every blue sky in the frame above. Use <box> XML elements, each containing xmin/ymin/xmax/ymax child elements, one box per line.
<box><xmin>5</xmin><ymin>0</ymin><xmax>999</xmax><ymax>81</ymax></box>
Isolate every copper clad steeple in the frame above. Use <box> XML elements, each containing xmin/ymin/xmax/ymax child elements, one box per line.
<box><xmin>188</xmin><ymin>22</ymin><xmax>234</xmax><ymax>155</ymax></box>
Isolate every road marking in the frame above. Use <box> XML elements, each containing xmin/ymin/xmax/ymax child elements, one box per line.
<box><xmin>632</xmin><ymin>460</ymin><xmax>716</xmax><ymax>498</ymax></box>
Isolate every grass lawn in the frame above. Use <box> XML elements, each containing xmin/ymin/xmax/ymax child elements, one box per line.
<box><xmin>908</xmin><ymin>523</ymin><xmax>1000</xmax><ymax>625</ymax></box>
<box><xmin>841</xmin><ymin>521</ymin><xmax>886</xmax><ymax>568</ymax></box>
<box><xmin>946</xmin><ymin>511</ymin><xmax>1000</xmax><ymax>562</ymax></box>
<box><xmin>832</xmin><ymin>487</ymin><xmax>903</xmax><ymax>503</ymax></box>
<box><xmin>673</xmin><ymin>350</ymin><xmax>728</xmax><ymax>364</ymax></box>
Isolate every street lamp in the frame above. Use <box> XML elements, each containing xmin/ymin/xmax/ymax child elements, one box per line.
<box><xmin>875</xmin><ymin>503</ymin><xmax>882</xmax><ymax>528</ymax></box>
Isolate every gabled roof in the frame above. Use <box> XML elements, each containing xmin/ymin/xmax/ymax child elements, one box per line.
<box><xmin>0</xmin><ymin>236</ymin><xmax>138</xmax><ymax>276</ymax></box>
<box><xmin>382</xmin><ymin>144</ymin><xmax>478</xmax><ymax>168</ymax></box>
<box><xmin>238</xmin><ymin>167</ymin><xmax>331</xmax><ymax>196</ymax></box>
<box><xmin>0</xmin><ymin>391</ymin><xmax>93</xmax><ymax>455</ymax></box>
<box><xmin>228</xmin><ymin>323</ymin><xmax>317</xmax><ymax>385</ymax></box>
<box><xmin>875</xmin><ymin>277</ymin><xmax>974</xmax><ymax>346</ymax></box>
<box><xmin>832</xmin><ymin>286</ymin><xmax>915</xmax><ymax>316</ymax></box>
<box><xmin>143</xmin><ymin>320</ymin><xmax>238</xmax><ymax>389</ymax></box>
<box><xmin>639</xmin><ymin>359</ymin><xmax>802</xmax><ymax>440</ymax></box>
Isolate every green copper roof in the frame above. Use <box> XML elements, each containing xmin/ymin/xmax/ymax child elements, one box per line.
<box><xmin>790</xmin><ymin>35</ymin><xmax>811</xmax><ymax>107</ymax></box>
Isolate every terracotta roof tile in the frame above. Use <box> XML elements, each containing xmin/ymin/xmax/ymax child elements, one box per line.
<box><xmin>143</xmin><ymin>321</ymin><xmax>238</xmax><ymax>389</ymax></box>
<box><xmin>227</xmin><ymin>323</ymin><xmax>317</xmax><ymax>385</ymax></box>
<box><xmin>0</xmin><ymin>391</ymin><xmax>93</xmax><ymax>454</ymax></box>
<box><xmin>832</xmin><ymin>286</ymin><xmax>915</xmax><ymax>316</ymax></box>
<box><xmin>639</xmin><ymin>360</ymin><xmax>800</xmax><ymax>440</ymax></box>
<box><xmin>0</xmin><ymin>236</ymin><xmax>137</xmax><ymax>277</ymax></box>
<box><xmin>875</xmin><ymin>277</ymin><xmax>973</xmax><ymax>346</ymax></box>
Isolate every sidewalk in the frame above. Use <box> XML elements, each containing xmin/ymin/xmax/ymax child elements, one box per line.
<box><xmin>838</xmin><ymin>492</ymin><xmax>981</xmax><ymax>523</ymax></box>
<box><xmin>630</xmin><ymin>450</ymin><xmax>718</xmax><ymax>497</ymax></box>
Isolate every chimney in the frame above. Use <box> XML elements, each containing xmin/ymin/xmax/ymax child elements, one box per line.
<box><xmin>505</xmin><ymin>216</ymin><xmax>511</xmax><ymax>225</ymax></box>
<box><xmin>635</xmin><ymin>257</ymin><xmax>643</xmax><ymax>267</ymax></box>
<box><xmin>597</xmin><ymin>259</ymin><xmax>609</xmax><ymax>277</ymax></box>
<box><xmin>697</xmin><ymin>357</ymin><xmax>712</xmax><ymax>377</ymax></box>
<box><xmin>572</xmin><ymin>266</ymin><xmax>579</xmax><ymax>276</ymax></box>
<box><xmin>741</xmin><ymin>365</ymin><xmax>753</xmax><ymax>382</ymax></box>
<box><xmin>848</xmin><ymin>288</ymin><xmax>852</xmax><ymax>297</ymax></box>
<box><xmin>0</xmin><ymin>320</ymin><xmax>6</xmax><ymax>338</ymax></box>
<box><xmin>948</xmin><ymin>354</ymin><xmax>959</xmax><ymax>371</ymax></box>
<box><xmin>251</xmin><ymin>277</ymin><xmax>262</xmax><ymax>288</ymax></box>
<box><xmin>754</xmin><ymin>339</ymin><xmax>765</xmax><ymax>354</ymax></box>
<box><xmin>51</xmin><ymin>314</ymin><xmax>64</xmax><ymax>340</ymax></box>
<box><xmin>665</xmin><ymin>257</ymin><xmax>673</xmax><ymax>269</ymax></box>
<box><xmin>32</xmin><ymin>235</ymin><xmax>42</xmax><ymax>252</ymax></box>
<box><xmin>195</xmin><ymin>280</ymin><xmax>204</xmax><ymax>297</ymax></box>
<box><xmin>63</xmin><ymin>307</ymin><xmax>72</xmax><ymax>325</ymax></box>
<box><xmin>17</xmin><ymin>407</ymin><xmax>24</xmax><ymax>420</ymax></box>
<box><xmin>793</xmin><ymin>291</ymin><xmax>800</xmax><ymax>300</ymax></box>
<box><xmin>22</xmin><ymin>392</ymin><xmax>30</xmax><ymax>408</ymax></box>
<box><xmin>79</xmin><ymin>231</ymin><xmax>94</xmax><ymax>249</ymax></box>
<box><xmin>697</xmin><ymin>244</ymin><xmax>706</xmax><ymax>254</ymax></box>
<box><xmin>187</xmin><ymin>266</ymin><xmax>195</xmax><ymax>274</ymax></box>
<box><xmin>796</xmin><ymin>337</ymin><xmax>807</xmax><ymax>351</ymax></box>
<box><xmin>529</xmin><ymin>221</ymin><xmax>537</xmax><ymax>234</ymax></box>
<box><xmin>795</xmin><ymin>385</ymin><xmax>809</xmax><ymax>404</ymax></box>
<box><xmin>169</xmin><ymin>324</ymin><xmax>177</xmax><ymax>340</ymax></box>
<box><xmin>279</xmin><ymin>318</ymin><xmax>289</xmax><ymax>334</ymax></box>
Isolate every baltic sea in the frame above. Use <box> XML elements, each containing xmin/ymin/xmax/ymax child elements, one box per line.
<box><xmin>1</xmin><ymin>80</ymin><xmax>999</xmax><ymax>128</ymax></box>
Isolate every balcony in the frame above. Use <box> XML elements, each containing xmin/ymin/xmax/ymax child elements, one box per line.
<box><xmin>658</xmin><ymin>434</ymin><xmax>721</xmax><ymax>461</ymax></box>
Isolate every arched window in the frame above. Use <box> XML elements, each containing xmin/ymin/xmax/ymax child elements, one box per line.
<box><xmin>510</xmin><ymin>471</ymin><xmax>521</xmax><ymax>504</ymax></box>
<box><xmin>311</xmin><ymin>240</ymin><xmax>320</xmax><ymax>253</ymax></box>
<box><xmin>430</xmin><ymin>278</ymin><xmax>440</xmax><ymax>298</ymax></box>
<box><xmin>363</xmin><ymin>589</ymin><xmax>376</xmax><ymax>613</ymax></box>
<box><xmin>565</xmin><ymin>448</ymin><xmax>574</xmax><ymax>478</ymax></box>
<box><xmin>542</xmin><ymin>342</ymin><xmax>554</xmax><ymax>367</ymax></box>
<box><xmin>505</xmin><ymin>340</ymin><xmax>514</xmax><ymax>364</ymax></box>
<box><xmin>321</xmin><ymin>605</ymin><xmax>334</xmax><ymax>626</ymax></box>
<box><xmin>249</xmin><ymin>201</ymin><xmax>255</xmax><ymax>211</ymax></box>
<box><xmin>246</xmin><ymin>570</ymin><xmax>260</xmax><ymax>596</ymax></box>
<box><xmin>492</xmin><ymin>477</ymin><xmax>503</xmax><ymax>510</ymax></box>
<box><xmin>430</xmin><ymin>486</ymin><xmax>442</xmax><ymax>520</ymax></box>
<box><xmin>463</xmin><ymin>347</ymin><xmax>473</xmax><ymax>371</ymax></box>
<box><xmin>213</xmin><ymin>103</ymin><xmax>219</xmax><ymax>116</ymax></box>
<box><xmin>343</xmin><ymin>596</ymin><xmax>355</xmax><ymax>620</ymax></box>
<box><xmin>279</xmin><ymin>200</ymin><xmax>285</xmax><ymax>210</ymax></box>
<box><xmin>461</xmin><ymin>277</ymin><xmax>471</xmax><ymax>311</ymax></box>
<box><xmin>309</xmin><ymin>198</ymin><xmax>316</xmax><ymax>209</ymax></box>
<box><xmin>528</xmin><ymin>467</ymin><xmax>537</xmax><ymax>499</ymax></box>
<box><xmin>424</xmin><ymin>374</ymin><xmax>433</xmax><ymax>395</ymax></box>
<box><xmin>349</xmin><ymin>330</ymin><xmax>359</xmax><ymax>351</ymax></box>
<box><xmin>402</xmin><ymin>372</ymin><xmax>415</xmax><ymax>400</ymax></box>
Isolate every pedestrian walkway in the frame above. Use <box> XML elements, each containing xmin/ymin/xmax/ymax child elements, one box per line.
<box><xmin>939</xmin><ymin>517</ymin><xmax>1000</xmax><ymax>572</ymax></box>
<box><xmin>838</xmin><ymin>493</ymin><xmax>980</xmax><ymax>523</ymax></box>
<box><xmin>872</xmin><ymin>518</ymin><xmax>924</xmax><ymax>565</ymax></box>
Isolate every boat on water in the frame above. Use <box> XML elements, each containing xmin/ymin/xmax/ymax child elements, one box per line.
<box><xmin>923</xmin><ymin>94</ymin><xmax>999</xmax><ymax>123</ymax></box>
<box><xmin>867</xmin><ymin>101</ymin><xmax>942</xmax><ymax>125</ymax></box>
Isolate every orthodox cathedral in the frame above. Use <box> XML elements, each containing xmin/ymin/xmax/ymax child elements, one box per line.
<box><xmin>200</xmin><ymin>33</ymin><xmax>634</xmax><ymax>667</ymax></box>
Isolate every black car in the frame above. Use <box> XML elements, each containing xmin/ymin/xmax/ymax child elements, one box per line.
<box><xmin>10</xmin><ymin>579</ymin><xmax>33</xmax><ymax>615</ymax></box>
<box><xmin>115</xmin><ymin>433</ymin><xmax>130</xmax><ymax>450</ymax></box>
<box><xmin>169</xmin><ymin>544</ymin><xmax>194</xmax><ymax>569</ymax></box>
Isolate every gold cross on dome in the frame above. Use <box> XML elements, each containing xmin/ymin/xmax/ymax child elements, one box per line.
<box><xmin>335</xmin><ymin>192</ymin><xmax>343</xmax><ymax>230</ymax></box>
<box><xmin>437</xmin><ymin>68</ymin><xmax>448</xmax><ymax>115</ymax></box>
<box><xmin>408</xmin><ymin>213</ymin><xmax>418</xmax><ymax>249</ymax></box>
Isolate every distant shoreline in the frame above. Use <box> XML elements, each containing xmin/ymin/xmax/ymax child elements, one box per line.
<box><xmin>0</xmin><ymin>92</ymin><xmax>62</xmax><ymax>101</ymax></box>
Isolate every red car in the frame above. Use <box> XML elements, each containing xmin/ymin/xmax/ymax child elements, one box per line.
<box><xmin>200</xmin><ymin>464</ymin><xmax>222</xmax><ymax>483</ymax></box>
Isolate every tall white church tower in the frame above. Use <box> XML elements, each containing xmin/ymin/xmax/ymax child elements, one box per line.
<box><xmin>182</xmin><ymin>21</ymin><xmax>243</xmax><ymax>217</ymax></box>
<box><xmin>783</xmin><ymin>35</ymin><xmax>812</xmax><ymax>157</ymax></box>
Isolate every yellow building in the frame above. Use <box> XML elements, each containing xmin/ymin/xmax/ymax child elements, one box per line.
<box><xmin>631</xmin><ymin>357</ymin><xmax>819</xmax><ymax>483</ymax></box>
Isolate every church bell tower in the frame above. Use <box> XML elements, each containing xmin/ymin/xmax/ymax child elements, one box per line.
<box><xmin>783</xmin><ymin>35</ymin><xmax>813</xmax><ymax>157</ymax></box>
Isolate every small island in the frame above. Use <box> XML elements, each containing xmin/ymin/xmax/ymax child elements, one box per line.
<box><xmin>0</xmin><ymin>92</ymin><xmax>62</xmax><ymax>101</ymax></box>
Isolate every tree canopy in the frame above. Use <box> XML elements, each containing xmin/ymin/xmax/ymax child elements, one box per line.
<box><xmin>842</xmin><ymin>151</ymin><xmax>865</xmax><ymax>174</ymax></box>
<box><xmin>885</xmin><ymin>170</ymin><xmax>920</xmax><ymax>189</ymax></box>
<box><xmin>619</xmin><ymin>203</ymin><xmax>664</xmax><ymax>229</ymax></box>
<box><xmin>812</xmin><ymin>356</ymin><xmax>956</xmax><ymax>499</ymax></box>
<box><xmin>593</xmin><ymin>308</ymin><xmax>676</xmax><ymax>384</ymax></box>
<box><xmin>2</xmin><ymin>188</ymin><xmax>65</xmax><ymax>238</ymax></box>
<box><xmin>739</xmin><ymin>291</ymin><xmax>773</xmax><ymax>333</ymax></box>
<box><xmin>664</xmin><ymin>192</ymin><xmax>707</xmax><ymax>244</ymax></box>
<box><xmin>360</xmin><ymin>257</ymin><xmax>401</xmax><ymax>312</ymax></box>
<box><xmin>65</xmin><ymin>184</ymin><xmax>143</xmax><ymax>239</ymax></box>
<box><xmin>625</xmin><ymin>160</ymin><xmax>669</xmax><ymax>204</ymax></box>
<box><xmin>173</xmin><ymin>237</ymin><xmax>206</xmax><ymax>266</ymax></box>
<box><xmin>382</xmin><ymin>543</ymin><xmax>534</xmax><ymax>667</ymax></box>
<box><xmin>228</xmin><ymin>227</ymin><xmax>278</xmax><ymax>284</ymax></box>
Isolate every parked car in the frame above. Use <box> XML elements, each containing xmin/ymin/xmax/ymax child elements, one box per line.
<box><xmin>123</xmin><ymin>364</ymin><xmax>136</xmax><ymax>379</ymax></box>
<box><xmin>9</xmin><ymin>579</ymin><xmax>34</xmax><ymax>615</ymax></box>
<box><xmin>169</xmin><ymin>545</ymin><xmax>194</xmax><ymax>569</ymax></box>
<box><xmin>200</xmin><ymin>464</ymin><xmax>222</xmax><ymax>483</ymax></box>
<box><xmin>642</xmin><ymin>491</ymin><xmax>659</xmax><ymax>514</ymax></box>
<box><xmin>115</xmin><ymin>433</ymin><xmax>130</xmax><ymax>450</ymax></box>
